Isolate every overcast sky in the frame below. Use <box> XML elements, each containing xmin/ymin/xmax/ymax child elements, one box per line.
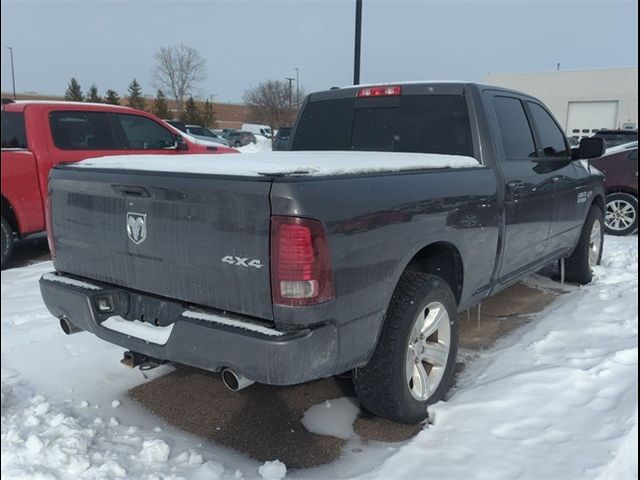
<box><xmin>1</xmin><ymin>0</ymin><xmax>637</xmax><ymax>103</ymax></box>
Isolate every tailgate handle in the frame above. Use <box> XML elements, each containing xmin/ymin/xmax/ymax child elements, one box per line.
<box><xmin>112</xmin><ymin>185</ymin><xmax>150</xmax><ymax>197</ymax></box>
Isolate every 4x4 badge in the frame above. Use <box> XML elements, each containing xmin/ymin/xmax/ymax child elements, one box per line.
<box><xmin>126</xmin><ymin>212</ymin><xmax>147</xmax><ymax>244</ymax></box>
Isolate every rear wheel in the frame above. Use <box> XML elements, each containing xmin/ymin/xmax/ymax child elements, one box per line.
<box><xmin>604</xmin><ymin>192</ymin><xmax>637</xmax><ymax>236</ymax></box>
<box><xmin>1</xmin><ymin>216</ymin><xmax>14</xmax><ymax>269</ymax></box>
<box><xmin>353</xmin><ymin>273</ymin><xmax>458</xmax><ymax>424</ymax></box>
<box><xmin>564</xmin><ymin>206</ymin><xmax>604</xmax><ymax>284</ymax></box>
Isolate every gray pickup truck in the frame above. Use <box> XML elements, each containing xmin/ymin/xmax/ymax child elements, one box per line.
<box><xmin>40</xmin><ymin>82</ymin><xmax>605</xmax><ymax>423</ymax></box>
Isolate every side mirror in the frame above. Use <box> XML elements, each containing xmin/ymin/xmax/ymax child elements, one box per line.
<box><xmin>577</xmin><ymin>137</ymin><xmax>605</xmax><ymax>159</ymax></box>
<box><xmin>175</xmin><ymin>135</ymin><xmax>188</xmax><ymax>151</ymax></box>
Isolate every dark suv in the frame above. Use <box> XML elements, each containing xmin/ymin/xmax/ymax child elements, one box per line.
<box><xmin>591</xmin><ymin>142</ymin><xmax>638</xmax><ymax>235</ymax></box>
<box><xmin>593</xmin><ymin>129</ymin><xmax>638</xmax><ymax>148</ymax></box>
<box><xmin>272</xmin><ymin>126</ymin><xmax>292</xmax><ymax>151</ymax></box>
<box><xmin>224</xmin><ymin>130</ymin><xmax>256</xmax><ymax>148</ymax></box>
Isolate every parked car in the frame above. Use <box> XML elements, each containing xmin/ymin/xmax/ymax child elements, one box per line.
<box><xmin>40</xmin><ymin>82</ymin><xmax>605</xmax><ymax>424</ymax></box>
<box><xmin>242</xmin><ymin>123</ymin><xmax>273</xmax><ymax>139</ymax></box>
<box><xmin>163</xmin><ymin>119</ymin><xmax>187</xmax><ymax>133</ymax></box>
<box><xmin>185</xmin><ymin>125</ymin><xmax>229</xmax><ymax>146</ymax></box>
<box><xmin>590</xmin><ymin>141</ymin><xmax>638</xmax><ymax>235</ymax></box>
<box><xmin>225</xmin><ymin>130</ymin><xmax>256</xmax><ymax>147</ymax></box>
<box><xmin>592</xmin><ymin>129</ymin><xmax>638</xmax><ymax>148</ymax></box>
<box><xmin>272</xmin><ymin>126</ymin><xmax>292</xmax><ymax>151</ymax></box>
<box><xmin>0</xmin><ymin>99</ymin><xmax>236</xmax><ymax>267</ymax></box>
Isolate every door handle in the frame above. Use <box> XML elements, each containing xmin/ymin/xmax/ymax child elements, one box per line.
<box><xmin>507</xmin><ymin>180</ymin><xmax>526</xmax><ymax>191</ymax></box>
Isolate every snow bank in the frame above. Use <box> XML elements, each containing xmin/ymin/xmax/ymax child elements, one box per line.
<box><xmin>0</xmin><ymin>379</ymin><xmax>228</xmax><ymax>480</ymax></box>
<box><xmin>70</xmin><ymin>151</ymin><xmax>481</xmax><ymax>178</ymax></box>
<box><xmin>238</xmin><ymin>135</ymin><xmax>273</xmax><ymax>154</ymax></box>
<box><xmin>301</xmin><ymin>397</ymin><xmax>360</xmax><ymax>440</ymax></box>
<box><xmin>346</xmin><ymin>236</ymin><xmax>638</xmax><ymax>480</ymax></box>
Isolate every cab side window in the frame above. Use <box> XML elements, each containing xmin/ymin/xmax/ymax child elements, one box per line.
<box><xmin>493</xmin><ymin>96</ymin><xmax>537</xmax><ymax>160</ymax></box>
<box><xmin>115</xmin><ymin>114</ymin><xmax>175</xmax><ymax>150</ymax></box>
<box><xmin>527</xmin><ymin>102</ymin><xmax>569</xmax><ymax>159</ymax></box>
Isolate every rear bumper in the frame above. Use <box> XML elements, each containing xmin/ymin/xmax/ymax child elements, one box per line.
<box><xmin>39</xmin><ymin>273</ymin><xmax>339</xmax><ymax>385</ymax></box>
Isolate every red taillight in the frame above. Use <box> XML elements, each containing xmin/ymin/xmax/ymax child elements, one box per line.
<box><xmin>357</xmin><ymin>85</ymin><xmax>402</xmax><ymax>98</ymax></box>
<box><xmin>271</xmin><ymin>216</ymin><xmax>334</xmax><ymax>306</ymax></box>
<box><xmin>45</xmin><ymin>194</ymin><xmax>56</xmax><ymax>259</ymax></box>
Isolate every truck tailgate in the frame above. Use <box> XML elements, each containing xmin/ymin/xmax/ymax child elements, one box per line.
<box><xmin>49</xmin><ymin>168</ymin><xmax>274</xmax><ymax>320</ymax></box>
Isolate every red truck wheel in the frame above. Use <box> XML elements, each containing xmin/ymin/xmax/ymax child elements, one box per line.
<box><xmin>1</xmin><ymin>217</ymin><xmax>14</xmax><ymax>268</ymax></box>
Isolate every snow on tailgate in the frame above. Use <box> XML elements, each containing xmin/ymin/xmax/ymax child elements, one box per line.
<box><xmin>70</xmin><ymin>151</ymin><xmax>481</xmax><ymax>177</ymax></box>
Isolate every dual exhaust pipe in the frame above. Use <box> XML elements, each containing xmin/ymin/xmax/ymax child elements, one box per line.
<box><xmin>60</xmin><ymin>316</ymin><xmax>254</xmax><ymax>392</ymax></box>
<box><xmin>221</xmin><ymin>368</ymin><xmax>255</xmax><ymax>392</ymax></box>
<box><xmin>60</xmin><ymin>316</ymin><xmax>82</xmax><ymax>335</ymax></box>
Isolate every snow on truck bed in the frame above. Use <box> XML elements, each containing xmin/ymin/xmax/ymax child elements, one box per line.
<box><xmin>70</xmin><ymin>151</ymin><xmax>481</xmax><ymax>177</ymax></box>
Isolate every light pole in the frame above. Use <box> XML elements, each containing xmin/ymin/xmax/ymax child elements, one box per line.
<box><xmin>353</xmin><ymin>0</ymin><xmax>363</xmax><ymax>85</ymax></box>
<box><xmin>285</xmin><ymin>77</ymin><xmax>295</xmax><ymax>122</ymax></box>
<box><xmin>294</xmin><ymin>67</ymin><xmax>299</xmax><ymax>105</ymax></box>
<box><xmin>6</xmin><ymin>46</ymin><xmax>16</xmax><ymax>99</ymax></box>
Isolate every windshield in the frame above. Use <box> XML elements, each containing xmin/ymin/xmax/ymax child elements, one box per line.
<box><xmin>291</xmin><ymin>94</ymin><xmax>474</xmax><ymax>157</ymax></box>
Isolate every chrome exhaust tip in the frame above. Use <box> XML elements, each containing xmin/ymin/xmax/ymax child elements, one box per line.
<box><xmin>59</xmin><ymin>316</ymin><xmax>82</xmax><ymax>335</ymax></box>
<box><xmin>221</xmin><ymin>368</ymin><xmax>255</xmax><ymax>392</ymax></box>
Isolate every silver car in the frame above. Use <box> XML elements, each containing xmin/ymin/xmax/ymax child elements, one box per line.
<box><xmin>185</xmin><ymin>125</ymin><xmax>229</xmax><ymax>146</ymax></box>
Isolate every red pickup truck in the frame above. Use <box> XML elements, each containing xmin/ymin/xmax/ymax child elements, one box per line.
<box><xmin>1</xmin><ymin>100</ymin><xmax>236</xmax><ymax>267</ymax></box>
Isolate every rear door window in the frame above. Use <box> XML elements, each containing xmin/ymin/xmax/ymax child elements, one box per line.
<box><xmin>1</xmin><ymin>111</ymin><xmax>28</xmax><ymax>149</ymax></box>
<box><xmin>492</xmin><ymin>96</ymin><xmax>537</xmax><ymax>160</ymax></box>
<box><xmin>527</xmin><ymin>102</ymin><xmax>569</xmax><ymax>158</ymax></box>
<box><xmin>50</xmin><ymin>111</ymin><xmax>117</xmax><ymax>150</ymax></box>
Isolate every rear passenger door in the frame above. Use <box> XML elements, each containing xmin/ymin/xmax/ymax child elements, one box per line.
<box><xmin>488</xmin><ymin>94</ymin><xmax>557</xmax><ymax>283</ymax></box>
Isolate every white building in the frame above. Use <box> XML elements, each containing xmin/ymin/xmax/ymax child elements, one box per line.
<box><xmin>485</xmin><ymin>67</ymin><xmax>638</xmax><ymax>142</ymax></box>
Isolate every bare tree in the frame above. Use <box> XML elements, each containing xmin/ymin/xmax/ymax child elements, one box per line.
<box><xmin>242</xmin><ymin>79</ymin><xmax>305</xmax><ymax>129</ymax></box>
<box><xmin>152</xmin><ymin>45</ymin><xmax>206</xmax><ymax>114</ymax></box>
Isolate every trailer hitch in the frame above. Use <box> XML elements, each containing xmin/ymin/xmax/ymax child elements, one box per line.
<box><xmin>121</xmin><ymin>351</ymin><xmax>165</xmax><ymax>370</ymax></box>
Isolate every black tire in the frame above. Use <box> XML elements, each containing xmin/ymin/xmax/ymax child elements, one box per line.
<box><xmin>604</xmin><ymin>192</ymin><xmax>638</xmax><ymax>236</ymax></box>
<box><xmin>564</xmin><ymin>206</ymin><xmax>604</xmax><ymax>284</ymax></box>
<box><xmin>353</xmin><ymin>273</ymin><xmax>459</xmax><ymax>424</ymax></box>
<box><xmin>1</xmin><ymin>216</ymin><xmax>14</xmax><ymax>269</ymax></box>
<box><xmin>234</xmin><ymin>141</ymin><xmax>242</xmax><ymax>148</ymax></box>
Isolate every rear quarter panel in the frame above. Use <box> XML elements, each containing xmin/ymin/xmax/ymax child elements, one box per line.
<box><xmin>270</xmin><ymin>168</ymin><xmax>499</xmax><ymax>365</ymax></box>
<box><xmin>1</xmin><ymin>149</ymin><xmax>44</xmax><ymax>234</ymax></box>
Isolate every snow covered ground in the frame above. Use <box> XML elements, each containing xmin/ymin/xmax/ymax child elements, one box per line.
<box><xmin>237</xmin><ymin>135</ymin><xmax>273</xmax><ymax>154</ymax></box>
<box><xmin>1</xmin><ymin>236</ymin><xmax>637</xmax><ymax>479</ymax></box>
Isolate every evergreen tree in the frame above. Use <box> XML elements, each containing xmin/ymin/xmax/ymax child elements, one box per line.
<box><xmin>64</xmin><ymin>78</ymin><xmax>84</xmax><ymax>101</ymax></box>
<box><xmin>87</xmin><ymin>84</ymin><xmax>102</xmax><ymax>103</ymax></box>
<box><xmin>200</xmin><ymin>99</ymin><xmax>217</xmax><ymax>128</ymax></box>
<box><xmin>126</xmin><ymin>78</ymin><xmax>146</xmax><ymax>110</ymax></box>
<box><xmin>151</xmin><ymin>89</ymin><xmax>170</xmax><ymax>119</ymax></box>
<box><xmin>104</xmin><ymin>89</ymin><xmax>120</xmax><ymax>105</ymax></box>
<box><xmin>180</xmin><ymin>96</ymin><xmax>201</xmax><ymax>125</ymax></box>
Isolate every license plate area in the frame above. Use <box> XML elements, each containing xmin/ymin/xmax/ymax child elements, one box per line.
<box><xmin>121</xmin><ymin>291</ymin><xmax>183</xmax><ymax>327</ymax></box>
